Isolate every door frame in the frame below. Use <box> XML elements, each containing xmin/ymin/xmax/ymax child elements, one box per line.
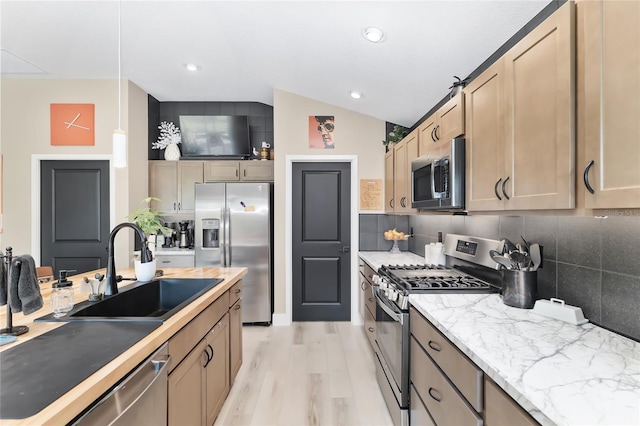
<box><xmin>30</xmin><ymin>154</ymin><xmax>117</xmax><ymax>265</ymax></box>
<box><xmin>281</xmin><ymin>155</ymin><xmax>360</xmax><ymax>327</ymax></box>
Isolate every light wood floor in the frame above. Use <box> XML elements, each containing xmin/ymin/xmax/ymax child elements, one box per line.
<box><xmin>215</xmin><ymin>322</ymin><xmax>394</xmax><ymax>426</ymax></box>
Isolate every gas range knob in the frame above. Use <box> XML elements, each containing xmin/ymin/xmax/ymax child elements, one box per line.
<box><xmin>372</xmin><ymin>275</ymin><xmax>381</xmax><ymax>285</ymax></box>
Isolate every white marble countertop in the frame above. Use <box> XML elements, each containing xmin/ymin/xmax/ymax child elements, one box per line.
<box><xmin>410</xmin><ymin>293</ymin><xmax>640</xmax><ymax>425</ymax></box>
<box><xmin>134</xmin><ymin>248</ymin><xmax>195</xmax><ymax>256</ymax></box>
<box><xmin>358</xmin><ymin>251</ymin><xmax>425</xmax><ymax>270</ymax></box>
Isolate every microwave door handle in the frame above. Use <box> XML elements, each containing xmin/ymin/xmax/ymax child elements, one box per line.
<box><xmin>430</xmin><ymin>160</ymin><xmax>438</xmax><ymax>198</ymax></box>
<box><xmin>374</xmin><ymin>288</ymin><xmax>404</xmax><ymax>324</ymax></box>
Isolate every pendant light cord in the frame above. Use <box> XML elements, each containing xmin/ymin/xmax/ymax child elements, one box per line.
<box><xmin>118</xmin><ymin>0</ymin><xmax>122</xmax><ymax>130</ymax></box>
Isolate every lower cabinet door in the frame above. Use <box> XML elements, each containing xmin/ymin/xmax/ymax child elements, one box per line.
<box><xmin>410</xmin><ymin>384</ymin><xmax>436</xmax><ymax>426</ymax></box>
<box><xmin>484</xmin><ymin>377</ymin><xmax>538</xmax><ymax>426</ymax></box>
<box><xmin>206</xmin><ymin>313</ymin><xmax>230</xmax><ymax>425</ymax></box>
<box><xmin>229</xmin><ymin>299</ymin><xmax>243</xmax><ymax>384</ymax></box>
<box><xmin>168</xmin><ymin>338</ymin><xmax>208</xmax><ymax>426</ymax></box>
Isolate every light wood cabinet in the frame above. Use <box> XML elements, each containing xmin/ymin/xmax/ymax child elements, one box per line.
<box><xmin>204</xmin><ymin>160</ymin><xmax>274</xmax><ymax>182</ymax></box>
<box><xmin>168</xmin><ymin>338</ymin><xmax>208</xmax><ymax>425</ymax></box>
<box><xmin>229</xmin><ymin>299</ymin><xmax>242</xmax><ymax>384</ymax></box>
<box><xmin>484</xmin><ymin>377</ymin><xmax>538</xmax><ymax>426</ymax></box>
<box><xmin>579</xmin><ymin>0</ymin><xmax>640</xmax><ymax>209</ymax></box>
<box><xmin>359</xmin><ymin>260</ymin><xmax>376</xmax><ymax>353</ymax></box>
<box><xmin>167</xmin><ymin>284</ymin><xmax>241</xmax><ymax>426</ymax></box>
<box><xmin>384</xmin><ymin>150</ymin><xmax>394</xmax><ymax>213</ymax></box>
<box><xmin>503</xmin><ymin>1</ymin><xmax>575</xmax><ymax>210</ymax></box>
<box><xmin>465</xmin><ymin>1</ymin><xmax>575</xmax><ymax>211</ymax></box>
<box><xmin>392</xmin><ymin>129</ymin><xmax>419</xmax><ymax>214</ymax></box>
<box><xmin>418</xmin><ymin>93</ymin><xmax>465</xmax><ymax>156</ymax></box>
<box><xmin>205</xmin><ymin>313</ymin><xmax>230</xmax><ymax>426</ymax></box>
<box><xmin>149</xmin><ymin>160</ymin><xmax>204</xmax><ymax>214</ymax></box>
<box><xmin>465</xmin><ymin>59</ymin><xmax>507</xmax><ymax>211</ymax></box>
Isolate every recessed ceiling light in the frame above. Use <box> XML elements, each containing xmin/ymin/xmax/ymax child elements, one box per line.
<box><xmin>184</xmin><ymin>63</ymin><xmax>201</xmax><ymax>72</ymax></box>
<box><xmin>363</xmin><ymin>27</ymin><xmax>385</xmax><ymax>43</ymax></box>
<box><xmin>349</xmin><ymin>90</ymin><xmax>364</xmax><ymax>99</ymax></box>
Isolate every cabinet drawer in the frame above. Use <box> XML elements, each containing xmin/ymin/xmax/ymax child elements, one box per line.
<box><xmin>229</xmin><ymin>281</ymin><xmax>242</xmax><ymax>307</ymax></box>
<box><xmin>410</xmin><ymin>336</ymin><xmax>482</xmax><ymax>426</ymax></box>
<box><xmin>168</xmin><ymin>292</ymin><xmax>229</xmax><ymax>373</ymax></box>
<box><xmin>484</xmin><ymin>377</ymin><xmax>538</xmax><ymax>426</ymax></box>
<box><xmin>365</xmin><ymin>284</ymin><xmax>376</xmax><ymax>320</ymax></box>
<box><xmin>364</xmin><ymin>304</ymin><xmax>376</xmax><ymax>352</ymax></box>
<box><xmin>410</xmin><ymin>383</ymin><xmax>436</xmax><ymax>426</ymax></box>
<box><xmin>410</xmin><ymin>307</ymin><xmax>483</xmax><ymax>411</ymax></box>
<box><xmin>155</xmin><ymin>255</ymin><xmax>194</xmax><ymax>268</ymax></box>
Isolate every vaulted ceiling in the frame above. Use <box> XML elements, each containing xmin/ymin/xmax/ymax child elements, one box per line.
<box><xmin>1</xmin><ymin>1</ymin><xmax>549</xmax><ymax>127</ymax></box>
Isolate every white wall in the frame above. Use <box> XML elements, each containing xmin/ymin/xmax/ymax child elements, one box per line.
<box><xmin>272</xmin><ymin>89</ymin><xmax>386</xmax><ymax>319</ymax></box>
<box><xmin>0</xmin><ymin>79</ymin><xmax>148</xmax><ymax>267</ymax></box>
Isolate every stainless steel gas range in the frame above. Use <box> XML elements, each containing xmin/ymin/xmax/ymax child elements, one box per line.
<box><xmin>371</xmin><ymin>234</ymin><xmax>504</xmax><ymax>426</ymax></box>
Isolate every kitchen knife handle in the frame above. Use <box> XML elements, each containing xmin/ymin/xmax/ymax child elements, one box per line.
<box><xmin>584</xmin><ymin>160</ymin><xmax>595</xmax><ymax>194</ymax></box>
<box><xmin>494</xmin><ymin>178</ymin><xmax>503</xmax><ymax>201</ymax></box>
<box><xmin>502</xmin><ymin>176</ymin><xmax>510</xmax><ymax>200</ymax></box>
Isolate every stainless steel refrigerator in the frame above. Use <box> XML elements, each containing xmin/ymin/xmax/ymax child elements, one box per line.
<box><xmin>195</xmin><ymin>182</ymin><xmax>272</xmax><ymax>324</ymax></box>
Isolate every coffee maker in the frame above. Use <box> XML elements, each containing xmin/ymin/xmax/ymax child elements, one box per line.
<box><xmin>178</xmin><ymin>221</ymin><xmax>194</xmax><ymax>248</ymax></box>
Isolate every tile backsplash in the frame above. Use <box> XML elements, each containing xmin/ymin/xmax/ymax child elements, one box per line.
<box><xmin>359</xmin><ymin>213</ymin><xmax>640</xmax><ymax>341</ymax></box>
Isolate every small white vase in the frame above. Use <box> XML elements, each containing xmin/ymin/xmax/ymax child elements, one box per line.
<box><xmin>134</xmin><ymin>259</ymin><xmax>157</xmax><ymax>282</ymax></box>
<box><xmin>164</xmin><ymin>143</ymin><xmax>181</xmax><ymax>161</ymax></box>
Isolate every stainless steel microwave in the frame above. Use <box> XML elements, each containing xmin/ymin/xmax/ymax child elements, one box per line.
<box><xmin>411</xmin><ymin>137</ymin><xmax>465</xmax><ymax>210</ymax></box>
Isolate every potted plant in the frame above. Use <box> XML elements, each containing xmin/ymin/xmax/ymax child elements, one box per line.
<box><xmin>128</xmin><ymin>197</ymin><xmax>171</xmax><ymax>281</ymax></box>
<box><xmin>382</xmin><ymin>125</ymin><xmax>408</xmax><ymax>151</ymax></box>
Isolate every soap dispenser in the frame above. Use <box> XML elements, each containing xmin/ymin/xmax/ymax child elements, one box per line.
<box><xmin>51</xmin><ymin>269</ymin><xmax>75</xmax><ymax>318</ymax></box>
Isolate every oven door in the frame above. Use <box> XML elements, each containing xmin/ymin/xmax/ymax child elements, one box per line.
<box><xmin>374</xmin><ymin>287</ymin><xmax>409</xmax><ymax>409</ymax></box>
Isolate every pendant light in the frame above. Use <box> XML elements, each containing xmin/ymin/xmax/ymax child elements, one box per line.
<box><xmin>112</xmin><ymin>0</ymin><xmax>126</xmax><ymax>168</ymax></box>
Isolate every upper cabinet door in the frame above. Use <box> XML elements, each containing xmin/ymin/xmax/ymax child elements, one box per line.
<box><xmin>177</xmin><ymin>161</ymin><xmax>204</xmax><ymax>214</ymax></box>
<box><xmin>503</xmin><ymin>1</ymin><xmax>575</xmax><ymax>210</ymax></box>
<box><xmin>465</xmin><ymin>59</ymin><xmax>506</xmax><ymax>212</ymax></box>
<box><xmin>581</xmin><ymin>0</ymin><xmax>640</xmax><ymax>209</ymax></box>
<box><xmin>418</xmin><ymin>115</ymin><xmax>438</xmax><ymax>156</ymax></box>
<box><xmin>149</xmin><ymin>161</ymin><xmax>178</xmax><ymax>214</ymax></box>
<box><xmin>385</xmin><ymin>150</ymin><xmax>395</xmax><ymax>213</ymax></box>
<box><xmin>436</xmin><ymin>93</ymin><xmax>465</xmax><ymax>143</ymax></box>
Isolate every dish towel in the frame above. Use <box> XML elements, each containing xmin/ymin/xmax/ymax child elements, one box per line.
<box><xmin>0</xmin><ymin>259</ymin><xmax>6</xmax><ymax>306</ymax></box>
<box><xmin>8</xmin><ymin>255</ymin><xmax>43</xmax><ymax>315</ymax></box>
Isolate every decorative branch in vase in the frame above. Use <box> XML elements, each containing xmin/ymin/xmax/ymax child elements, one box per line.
<box><xmin>152</xmin><ymin>121</ymin><xmax>182</xmax><ymax>161</ymax></box>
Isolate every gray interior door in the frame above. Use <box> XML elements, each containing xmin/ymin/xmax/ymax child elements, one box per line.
<box><xmin>41</xmin><ymin>160</ymin><xmax>110</xmax><ymax>276</ymax></box>
<box><xmin>292</xmin><ymin>162</ymin><xmax>351</xmax><ymax>321</ymax></box>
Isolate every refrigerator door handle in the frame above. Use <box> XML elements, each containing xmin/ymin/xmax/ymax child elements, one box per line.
<box><xmin>225</xmin><ymin>207</ymin><xmax>231</xmax><ymax>265</ymax></box>
<box><xmin>220</xmin><ymin>207</ymin><xmax>226</xmax><ymax>266</ymax></box>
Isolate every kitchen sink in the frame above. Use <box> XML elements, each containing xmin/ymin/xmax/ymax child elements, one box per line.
<box><xmin>35</xmin><ymin>278</ymin><xmax>224</xmax><ymax>322</ymax></box>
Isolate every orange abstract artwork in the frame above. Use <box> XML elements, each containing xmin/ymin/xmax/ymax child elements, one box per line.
<box><xmin>50</xmin><ymin>103</ymin><xmax>95</xmax><ymax>146</ymax></box>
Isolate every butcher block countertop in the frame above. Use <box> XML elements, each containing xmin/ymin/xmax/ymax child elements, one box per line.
<box><xmin>0</xmin><ymin>266</ymin><xmax>247</xmax><ymax>425</ymax></box>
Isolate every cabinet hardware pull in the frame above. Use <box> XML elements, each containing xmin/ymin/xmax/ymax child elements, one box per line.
<box><xmin>361</xmin><ymin>281</ymin><xmax>366</xmax><ymax>291</ymax></box>
<box><xmin>203</xmin><ymin>345</ymin><xmax>213</xmax><ymax>367</ymax></box>
<box><xmin>428</xmin><ymin>387</ymin><xmax>442</xmax><ymax>402</ymax></box>
<box><xmin>431</xmin><ymin>127</ymin><xmax>437</xmax><ymax>142</ymax></box>
<box><xmin>494</xmin><ymin>178</ymin><xmax>503</xmax><ymax>201</ymax></box>
<box><xmin>178</xmin><ymin>202</ymin><xmax>181</xmax><ymax>211</ymax></box>
<box><xmin>400</xmin><ymin>197</ymin><xmax>404</xmax><ymax>208</ymax></box>
<box><xmin>236</xmin><ymin>169</ymin><xmax>239</xmax><ymax>177</ymax></box>
<box><xmin>173</xmin><ymin>202</ymin><xmax>177</xmax><ymax>211</ymax></box>
<box><xmin>502</xmin><ymin>176</ymin><xmax>510</xmax><ymax>200</ymax></box>
<box><xmin>390</xmin><ymin>199</ymin><xmax>394</xmax><ymax>209</ymax></box>
<box><xmin>584</xmin><ymin>160</ymin><xmax>595</xmax><ymax>194</ymax></box>
<box><xmin>162</xmin><ymin>260</ymin><xmax>170</xmax><ymax>264</ymax></box>
<box><xmin>427</xmin><ymin>340</ymin><xmax>442</xmax><ymax>352</ymax></box>
<box><xmin>368</xmin><ymin>297</ymin><xmax>373</xmax><ymax>302</ymax></box>
<box><xmin>234</xmin><ymin>304</ymin><xmax>241</xmax><ymax>310</ymax></box>
<box><xmin>368</xmin><ymin>327</ymin><xmax>374</xmax><ymax>333</ymax></box>
<box><xmin>435</xmin><ymin>125</ymin><xmax>440</xmax><ymax>140</ymax></box>
<box><xmin>235</xmin><ymin>289</ymin><xmax>241</xmax><ymax>294</ymax></box>
<box><xmin>243</xmin><ymin>169</ymin><xmax>247</xmax><ymax>177</ymax></box>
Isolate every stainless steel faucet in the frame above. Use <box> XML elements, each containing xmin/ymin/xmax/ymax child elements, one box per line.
<box><xmin>104</xmin><ymin>222</ymin><xmax>152</xmax><ymax>296</ymax></box>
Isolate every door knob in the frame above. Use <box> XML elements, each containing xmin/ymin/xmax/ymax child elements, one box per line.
<box><xmin>339</xmin><ymin>246</ymin><xmax>350</xmax><ymax>253</ymax></box>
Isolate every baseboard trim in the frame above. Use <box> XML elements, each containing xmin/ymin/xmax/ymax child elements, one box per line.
<box><xmin>272</xmin><ymin>313</ymin><xmax>291</xmax><ymax>326</ymax></box>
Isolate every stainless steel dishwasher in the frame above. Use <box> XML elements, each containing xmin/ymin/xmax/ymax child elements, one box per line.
<box><xmin>72</xmin><ymin>343</ymin><xmax>171</xmax><ymax>425</ymax></box>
